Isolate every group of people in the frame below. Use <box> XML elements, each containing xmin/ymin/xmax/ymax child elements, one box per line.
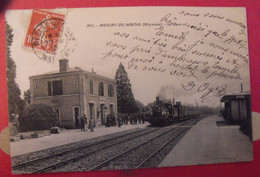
<box><xmin>107</xmin><ymin>113</ymin><xmax>146</xmax><ymax>128</ymax></box>
<box><xmin>80</xmin><ymin>114</ymin><xmax>94</xmax><ymax>132</ymax></box>
<box><xmin>105</xmin><ymin>114</ymin><xmax>117</xmax><ymax>127</ymax></box>
<box><xmin>81</xmin><ymin>113</ymin><xmax>146</xmax><ymax>131</ymax></box>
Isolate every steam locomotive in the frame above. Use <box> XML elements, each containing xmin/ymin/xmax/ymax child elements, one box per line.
<box><xmin>149</xmin><ymin>97</ymin><xmax>198</xmax><ymax>126</ymax></box>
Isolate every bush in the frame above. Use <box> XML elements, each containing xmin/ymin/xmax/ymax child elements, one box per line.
<box><xmin>19</xmin><ymin>103</ymin><xmax>58</xmax><ymax>132</ymax></box>
<box><xmin>9</xmin><ymin>122</ymin><xmax>18</xmax><ymax>135</ymax></box>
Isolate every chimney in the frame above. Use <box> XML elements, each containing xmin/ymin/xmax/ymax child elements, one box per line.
<box><xmin>91</xmin><ymin>68</ymin><xmax>96</xmax><ymax>74</ymax></box>
<box><xmin>156</xmin><ymin>96</ymin><xmax>160</xmax><ymax>103</ymax></box>
<box><xmin>59</xmin><ymin>59</ymin><xmax>69</xmax><ymax>72</ymax></box>
<box><xmin>172</xmin><ymin>98</ymin><xmax>175</xmax><ymax>105</ymax></box>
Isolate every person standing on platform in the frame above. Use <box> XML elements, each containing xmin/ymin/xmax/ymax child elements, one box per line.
<box><xmin>122</xmin><ymin>114</ymin><xmax>125</xmax><ymax>125</ymax></box>
<box><xmin>80</xmin><ymin>114</ymin><xmax>87</xmax><ymax>131</ymax></box>
<box><xmin>126</xmin><ymin>114</ymin><xmax>129</xmax><ymax>124</ymax></box>
<box><xmin>130</xmin><ymin>114</ymin><xmax>133</xmax><ymax>124</ymax></box>
<box><xmin>141</xmin><ymin>113</ymin><xmax>145</xmax><ymax>124</ymax></box>
<box><xmin>138</xmin><ymin>113</ymin><xmax>141</xmax><ymax>124</ymax></box>
<box><xmin>106</xmin><ymin>115</ymin><xmax>110</xmax><ymax>127</ymax></box>
<box><xmin>134</xmin><ymin>114</ymin><xmax>138</xmax><ymax>125</ymax></box>
<box><xmin>117</xmin><ymin>114</ymin><xmax>122</xmax><ymax>127</ymax></box>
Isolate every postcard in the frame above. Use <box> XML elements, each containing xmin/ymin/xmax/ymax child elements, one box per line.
<box><xmin>5</xmin><ymin>7</ymin><xmax>252</xmax><ymax>174</ymax></box>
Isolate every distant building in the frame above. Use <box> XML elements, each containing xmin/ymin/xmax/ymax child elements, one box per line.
<box><xmin>221</xmin><ymin>93</ymin><xmax>251</xmax><ymax>124</ymax></box>
<box><xmin>29</xmin><ymin>59</ymin><xmax>117</xmax><ymax>128</ymax></box>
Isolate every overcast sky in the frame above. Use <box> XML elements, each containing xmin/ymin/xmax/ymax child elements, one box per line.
<box><xmin>6</xmin><ymin>7</ymin><xmax>250</xmax><ymax>107</ymax></box>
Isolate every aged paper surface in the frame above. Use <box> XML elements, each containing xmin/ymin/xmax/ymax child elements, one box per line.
<box><xmin>5</xmin><ymin>7</ymin><xmax>252</xmax><ymax>174</ymax></box>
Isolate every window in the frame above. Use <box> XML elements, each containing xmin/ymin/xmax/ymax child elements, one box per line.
<box><xmin>48</xmin><ymin>80</ymin><xmax>63</xmax><ymax>96</ymax></box>
<box><xmin>73</xmin><ymin>80</ymin><xmax>78</xmax><ymax>87</ymax></box>
<box><xmin>35</xmin><ymin>84</ymin><xmax>38</xmax><ymax>90</ymax></box>
<box><xmin>89</xmin><ymin>80</ymin><xmax>94</xmax><ymax>94</ymax></box>
<box><xmin>108</xmin><ymin>84</ymin><xmax>114</xmax><ymax>97</ymax></box>
<box><xmin>99</xmin><ymin>82</ymin><xmax>104</xmax><ymax>96</ymax></box>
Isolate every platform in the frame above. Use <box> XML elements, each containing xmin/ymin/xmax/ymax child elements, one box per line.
<box><xmin>159</xmin><ymin>114</ymin><xmax>253</xmax><ymax>167</ymax></box>
<box><xmin>10</xmin><ymin>123</ymin><xmax>149</xmax><ymax>157</ymax></box>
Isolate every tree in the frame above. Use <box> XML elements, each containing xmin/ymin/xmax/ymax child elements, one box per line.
<box><xmin>136</xmin><ymin>100</ymin><xmax>146</xmax><ymax>112</ymax></box>
<box><xmin>19</xmin><ymin>103</ymin><xmax>58</xmax><ymax>132</ymax></box>
<box><xmin>6</xmin><ymin>22</ymin><xmax>25</xmax><ymax>121</ymax></box>
<box><xmin>115</xmin><ymin>63</ymin><xmax>138</xmax><ymax>113</ymax></box>
<box><xmin>23</xmin><ymin>89</ymin><xmax>31</xmax><ymax>105</ymax></box>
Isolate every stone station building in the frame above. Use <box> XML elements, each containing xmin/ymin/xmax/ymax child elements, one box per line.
<box><xmin>29</xmin><ymin>59</ymin><xmax>117</xmax><ymax>128</ymax></box>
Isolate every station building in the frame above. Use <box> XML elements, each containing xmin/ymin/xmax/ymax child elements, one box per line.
<box><xmin>29</xmin><ymin>59</ymin><xmax>117</xmax><ymax>128</ymax></box>
<box><xmin>221</xmin><ymin>93</ymin><xmax>251</xmax><ymax>124</ymax></box>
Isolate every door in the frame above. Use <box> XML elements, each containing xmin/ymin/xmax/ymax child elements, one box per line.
<box><xmin>89</xmin><ymin>104</ymin><xmax>94</xmax><ymax>119</ymax></box>
<box><xmin>239</xmin><ymin>100</ymin><xmax>247</xmax><ymax>121</ymax></box>
<box><xmin>89</xmin><ymin>104</ymin><xmax>94</xmax><ymax>121</ymax></box>
<box><xmin>101</xmin><ymin>104</ymin><xmax>105</xmax><ymax>125</ymax></box>
<box><xmin>73</xmin><ymin>107</ymin><xmax>80</xmax><ymax>128</ymax></box>
<box><xmin>110</xmin><ymin>104</ymin><xmax>114</xmax><ymax>115</ymax></box>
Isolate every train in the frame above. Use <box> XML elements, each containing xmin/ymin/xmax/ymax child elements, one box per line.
<box><xmin>148</xmin><ymin>97</ymin><xmax>198</xmax><ymax>126</ymax></box>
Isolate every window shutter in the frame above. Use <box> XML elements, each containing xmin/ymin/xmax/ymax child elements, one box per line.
<box><xmin>89</xmin><ymin>80</ymin><xmax>93</xmax><ymax>94</ymax></box>
<box><xmin>99</xmin><ymin>82</ymin><xmax>104</xmax><ymax>96</ymax></box>
<box><xmin>108</xmin><ymin>84</ymin><xmax>110</xmax><ymax>97</ymax></box>
<box><xmin>111</xmin><ymin>85</ymin><xmax>114</xmax><ymax>97</ymax></box>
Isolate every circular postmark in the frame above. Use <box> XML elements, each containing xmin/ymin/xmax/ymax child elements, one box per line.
<box><xmin>31</xmin><ymin>18</ymin><xmax>76</xmax><ymax>62</ymax></box>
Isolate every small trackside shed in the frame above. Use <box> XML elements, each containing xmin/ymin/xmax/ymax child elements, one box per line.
<box><xmin>221</xmin><ymin>93</ymin><xmax>251</xmax><ymax>125</ymax></box>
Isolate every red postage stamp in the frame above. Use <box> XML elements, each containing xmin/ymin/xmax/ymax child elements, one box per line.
<box><xmin>24</xmin><ymin>9</ymin><xmax>65</xmax><ymax>54</ymax></box>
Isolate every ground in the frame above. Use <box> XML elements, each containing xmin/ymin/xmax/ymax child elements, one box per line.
<box><xmin>159</xmin><ymin>114</ymin><xmax>253</xmax><ymax>167</ymax></box>
<box><xmin>10</xmin><ymin>114</ymin><xmax>253</xmax><ymax>167</ymax></box>
<box><xmin>10</xmin><ymin>123</ymin><xmax>149</xmax><ymax>157</ymax></box>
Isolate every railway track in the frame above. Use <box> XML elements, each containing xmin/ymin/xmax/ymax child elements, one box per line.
<box><xmin>50</xmin><ymin>126</ymin><xmax>176</xmax><ymax>173</ymax></box>
<box><xmin>178</xmin><ymin>116</ymin><xmax>205</xmax><ymax>126</ymax></box>
<box><xmin>90</xmin><ymin>127</ymin><xmax>189</xmax><ymax>171</ymax></box>
<box><xmin>135</xmin><ymin>127</ymin><xmax>189</xmax><ymax>169</ymax></box>
<box><xmin>12</xmin><ymin>127</ymin><xmax>146</xmax><ymax>166</ymax></box>
<box><xmin>12</xmin><ymin>127</ymin><xmax>158</xmax><ymax>174</ymax></box>
<box><xmin>13</xmin><ymin>116</ymin><xmax>204</xmax><ymax>173</ymax></box>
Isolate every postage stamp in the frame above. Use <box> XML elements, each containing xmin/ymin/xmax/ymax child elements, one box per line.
<box><xmin>24</xmin><ymin>9</ymin><xmax>65</xmax><ymax>53</ymax></box>
<box><xmin>24</xmin><ymin>9</ymin><xmax>76</xmax><ymax>62</ymax></box>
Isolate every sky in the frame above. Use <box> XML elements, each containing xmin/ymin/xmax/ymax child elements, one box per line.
<box><xmin>6</xmin><ymin>7</ymin><xmax>250</xmax><ymax>107</ymax></box>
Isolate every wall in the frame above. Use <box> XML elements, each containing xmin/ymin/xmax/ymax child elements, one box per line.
<box><xmin>31</xmin><ymin>73</ymin><xmax>80</xmax><ymax>97</ymax></box>
<box><xmin>33</xmin><ymin>95</ymin><xmax>80</xmax><ymax>128</ymax></box>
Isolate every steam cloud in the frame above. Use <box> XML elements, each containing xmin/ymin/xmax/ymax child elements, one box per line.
<box><xmin>156</xmin><ymin>85</ymin><xmax>196</xmax><ymax>104</ymax></box>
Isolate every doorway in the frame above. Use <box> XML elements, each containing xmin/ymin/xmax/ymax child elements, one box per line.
<box><xmin>89</xmin><ymin>103</ymin><xmax>95</xmax><ymax>123</ymax></box>
<box><xmin>73</xmin><ymin>106</ymin><xmax>80</xmax><ymax>128</ymax></box>
<box><xmin>110</xmin><ymin>104</ymin><xmax>114</xmax><ymax>115</ymax></box>
<box><xmin>101</xmin><ymin>104</ymin><xmax>105</xmax><ymax>125</ymax></box>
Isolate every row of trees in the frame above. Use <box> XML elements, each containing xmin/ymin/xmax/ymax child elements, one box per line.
<box><xmin>7</xmin><ymin>22</ymin><xmax>32</xmax><ymax>119</ymax></box>
<box><xmin>7</xmin><ymin>22</ymin><xmax>57</xmax><ymax>132</ymax></box>
<box><xmin>6</xmin><ymin>22</ymin><xmax>26</xmax><ymax>122</ymax></box>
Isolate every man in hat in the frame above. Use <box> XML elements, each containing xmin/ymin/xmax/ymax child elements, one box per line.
<box><xmin>80</xmin><ymin>114</ymin><xmax>87</xmax><ymax>131</ymax></box>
